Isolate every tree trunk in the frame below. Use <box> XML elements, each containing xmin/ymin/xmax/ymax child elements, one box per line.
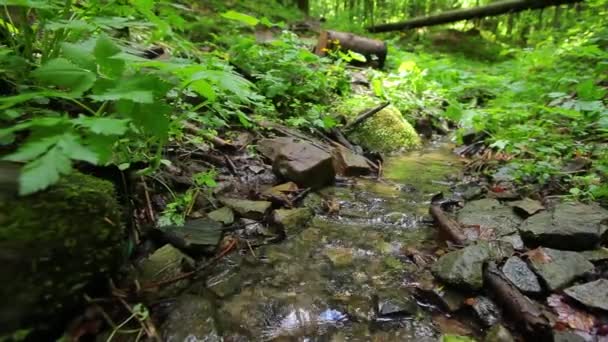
<box><xmin>315</xmin><ymin>30</ymin><xmax>388</xmax><ymax>68</ymax></box>
<box><xmin>367</xmin><ymin>0</ymin><xmax>583</xmax><ymax>33</ymax></box>
<box><xmin>296</xmin><ymin>0</ymin><xmax>309</xmax><ymax>15</ymax></box>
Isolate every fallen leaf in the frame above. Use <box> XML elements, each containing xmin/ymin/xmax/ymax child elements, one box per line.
<box><xmin>525</xmin><ymin>247</ymin><xmax>552</xmax><ymax>264</ymax></box>
<box><xmin>464</xmin><ymin>297</ymin><xmax>476</xmax><ymax>306</ymax></box>
<box><xmin>547</xmin><ymin>294</ymin><xmax>596</xmax><ymax>332</ymax></box>
<box><xmin>433</xmin><ymin>314</ymin><xmax>473</xmax><ymax>336</ymax></box>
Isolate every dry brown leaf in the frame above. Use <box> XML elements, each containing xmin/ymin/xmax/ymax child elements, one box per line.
<box><xmin>547</xmin><ymin>294</ymin><xmax>596</xmax><ymax>332</ymax></box>
<box><xmin>525</xmin><ymin>247</ymin><xmax>553</xmax><ymax>264</ymax></box>
<box><xmin>464</xmin><ymin>297</ymin><xmax>476</xmax><ymax>306</ymax></box>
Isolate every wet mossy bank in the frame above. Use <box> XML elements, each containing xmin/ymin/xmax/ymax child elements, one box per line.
<box><xmin>0</xmin><ymin>172</ymin><xmax>125</xmax><ymax>336</ymax></box>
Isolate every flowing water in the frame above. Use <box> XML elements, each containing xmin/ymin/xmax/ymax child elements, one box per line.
<box><xmin>172</xmin><ymin>140</ymin><xmax>471</xmax><ymax>341</ymax></box>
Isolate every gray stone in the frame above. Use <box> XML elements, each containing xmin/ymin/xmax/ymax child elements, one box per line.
<box><xmin>553</xmin><ymin>331</ymin><xmax>589</xmax><ymax>342</ymax></box>
<box><xmin>457</xmin><ymin>199</ymin><xmax>522</xmax><ymax>238</ymax></box>
<box><xmin>207</xmin><ymin>206</ymin><xmax>234</xmax><ymax>225</ymax></box>
<box><xmin>471</xmin><ymin>296</ymin><xmax>501</xmax><ymax>327</ymax></box>
<box><xmin>331</xmin><ymin>146</ymin><xmax>371</xmax><ymax>177</ymax></box>
<box><xmin>272</xmin><ymin>208</ymin><xmax>313</xmax><ymax>235</ymax></box>
<box><xmin>509</xmin><ymin>198</ymin><xmax>544</xmax><ymax>217</ymax></box>
<box><xmin>161</xmin><ymin>218</ymin><xmax>223</xmax><ymax>254</ymax></box>
<box><xmin>519</xmin><ymin>202</ymin><xmax>608</xmax><ymax>250</ymax></box>
<box><xmin>501</xmin><ymin>256</ymin><xmax>542</xmax><ymax>295</ymax></box>
<box><xmin>454</xmin><ymin>182</ymin><xmax>483</xmax><ymax>201</ymax></box>
<box><xmin>376</xmin><ymin>297</ymin><xmax>418</xmax><ymax>317</ymax></box>
<box><xmin>484</xmin><ymin>324</ymin><xmax>515</xmax><ymax>342</ymax></box>
<box><xmin>137</xmin><ymin>244</ymin><xmax>194</xmax><ymax>299</ymax></box>
<box><xmin>528</xmin><ymin>248</ymin><xmax>594</xmax><ymax>291</ymax></box>
<box><xmin>497</xmin><ymin>233</ymin><xmax>524</xmax><ymax>250</ymax></box>
<box><xmin>218</xmin><ymin>197</ymin><xmax>272</xmax><ymax>220</ymax></box>
<box><xmin>161</xmin><ymin>294</ymin><xmax>220</xmax><ymax>342</ymax></box>
<box><xmin>273</xmin><ymin>140</ymin><xmax>336</xmax><ymax>188</ymax></box>
<box><xmin>580</xmin><ymin>247</ymin><xmax>608</xmax><ymax>262</ymax></box>
<box><xmin>564</xmin><ymin>279</ymin><xmax>608</xmax><ymax>311</ymax></box>
<box><xmin>432</xmin><ymin>241</ymin><xmax>514</xmax><ymax>290</ymax></box>
<box><xmin>257</xmin><ymin>137</ymin><xmax>296</xmax><ymax>161</ymax></box>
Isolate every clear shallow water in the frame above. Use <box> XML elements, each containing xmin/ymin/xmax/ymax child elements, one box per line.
<box><xmin>193</xmin><ymin>140</ymin><xmax>468</xmax><ymax>341</ymax></box>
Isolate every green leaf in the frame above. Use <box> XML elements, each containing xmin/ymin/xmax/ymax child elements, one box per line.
<box><xmin>221</xmin><ymin>10</ymin><xmax>259</xmax><ymax>26</ymax></box>
<box><xmin>0</xmin><ymin>0</ymin><xmax>54</xmax><ymax>8</ymax></box>
<box><xmin>57</xmin><ymin>134</ymin><xmax>99</xmax><ymax>164</ymax></box>
<box><xmin>116</xmin><ymin>101</ymin><xmax>170</xmax><ymax>139</ymax></box>
<box><xmin>90</xmin><ymin>89</ymin><xmax>154</xmax><ymax>103</ymax></box>
<box><xmin>74</xmin><ymin>116</ymin><xmax>130</xmax><ymax>135</ymax></box>
<box><xmin>46</xmin><ymin>19</ymin><xmax>95</xmax><ymax>32</ymax></box>
<box><xmin>94</xmin><ymin>36</ymin><xmax>125</xmax><ymax>78</ymax></box>
<box><xmin>440</xmin><ymin>335</ymin><xmax>477</xmax><ymax>342</ymax></box>
<box><xmin>4</xmin><ymin>135</ymin><xmax>61</xmax><ymax>162</ymax></box>
<box><xmin>61</xmin><ymin>42</ymin><xmax>97</xmax><ymax>71</ymax></box>
<box><xmin>32</xmin><ymin>58</ymin><xmax>96</xmax><ymax>95</ymax></box>
<box><xmin>188</xmin><ymin>79</ymin><xmax>216</xmax><ymax>102</ymax></box>
<box><xmin>576</xmin><ymin>79</ymin><xmax>607</xmax><ymax>101</ymax></box>
<box><xmin>19</xmin><ymin>146</ymin><xmax>72</xmax><ymax>195</ymax></box>
<box><xmin>94</xmin><ymin>36</ymin><xmax>121</xmax><ymax>59</ymax></box>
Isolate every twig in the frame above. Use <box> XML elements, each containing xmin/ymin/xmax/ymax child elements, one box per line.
<box><xmin>291</xmin><ymin>187</ymin><xmax>312</xmax><ymax>204</ymax></box>
<box><xmin>117</xmin><ymin>298</ymin><xmax>160</xmax><ymax>342</ymax></box>
<box><xmin>224</xmin><ymin>154</ymin><xmax>238</xmax><ymax>175</ymax></box>
<box><xmin>140</xmin><ymin>176</ymin><xmax>155</xmax><ymax>222</ymax></box>
<box><xmin>343</xmin><ymin>102</ymin><xmax>390</xmax><ymax>130</ymax></box>
<box><xmin>245</xmin><ymin>239</ymin><xmax>257</xmax><ymax>258</ymax></box>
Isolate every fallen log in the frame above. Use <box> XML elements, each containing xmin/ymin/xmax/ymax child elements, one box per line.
<box><xmin>484</xmin><ymin>262</ymin><xmax>552</xmax><ymax>339</ymax></box>
<box><xmin>367</xmin><ymin>0</ymin><xmax>583</xmax><ymax>33</ymax></box>
<box><xmin>343</xmin><ymin>102</ymin><xmax>390</xmax><ymax>131</ymax></box>
<box><xmin>315</xmin><ymin>30</ymin><xmax>387</xmax><ymax>68</ymax></box>
<box><xmin>429</xmin><ymin>204</ymin><xmax>467</xmax><ymax>245</ymax></box>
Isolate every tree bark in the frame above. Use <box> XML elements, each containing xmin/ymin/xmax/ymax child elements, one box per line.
<box><xmin>315</xmin><ymin>30</ymin><xmax>388</xmax><ymax>68</ymax></box>
<box><xmin>367</xmin><ymin>0</ymin><xmax>584</xmax><ymax>33</ymax></box>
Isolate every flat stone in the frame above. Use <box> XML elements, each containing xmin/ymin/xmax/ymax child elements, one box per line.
<box><xmin>273</xmin><ymin>140</ymin><xmax>336</xmax><ymax>188</ymax></box>
<box><xmin>331</xmin><ymin>146</ymin><xmax>371</xmax><ymax>177</ymax></box>
<box><xmin>218</xmin><ymin>197</ymin><xmax>272</xmax><ymax>220</ymax></box>
<box><xmin>137</xmin><ymin>244</ymin><xmax>194</xmax><ymax>299</ymax></box>
<box><xmin>257</xmin><ymin>137</ymin><xmax>296</xmax><ymax>161</ymax></box>
<box><xmin>432</xmin><ymin>241</ymin><xmax>514</xmax><ymax>290</ymax></box>
<box><xmin>564</xmin><ymin>279</ymin><xmax>608</xmax><ymax>311</ymax></box>
<box><xmin>471</xmin><ymin>296</ymin><xmax>501</xmax><ymax>327</ymax></box>
<box><xmin>453</xmin><ymin>182</ymin><xmax>483</xmax><ymax>201</ymax></box>
<box><xmin>272</xmin><ymin>208</ymin><xmax>312</xmax><ymax>235</ymax></box>
<box><xmin>497</xmin><ymin>233</ymin><xmax>524</xmax><ymax>250</ymax></box>
<box><xmin>528</xmin><ymin>248</ymin><xmax>594</xmax><ymax>291</ymax></box>
<box><xmin>519</xmin><ymin>202</ymin><xmax>608</xmax><ymax>250</ymax></box>
<box><xmin>324</xmin><ymin>247</ymin><xmax>354</xmax><ymax>267</ymax></box>
<box><xmin>484</xmin><ymin>324</ymin><xmax>515</xmax><ymax>342</ymax></box>
<box><xmin>501</xmin><ymin>256</ymin><xmax>542</xmax><ymax>295</ymax></box>
<box><xmin>161</xmin><ymin>294</ymin><xmax>220</xmax><ymax>342</ymax></box>
<box><xmin>553</xmin><ymin>331</ymin><xmax>589</xmax><ymax>342</ymax></box>
<box><xmin>457</xmin><ymin>199</ymin><xmax>522</xmax><ymax>238</ymax></box>
<box><xmin>207</xmin><ymin>206</ymin><xmax>234</xmax><ymax>225</ymax></box>
<box><xmin>580</xmin><ymin>247</ymin><xmax>608</xmax><ymax>262</ymax></box>
<box><xmin>508</xmin><ymin>198</ymin><xmax>544</xmax><ymax>217</ymax></box>
<box><xmin>161</xmin><ymin>218</ymin><xmax>223</xmax><ymax>254</ymax></box>
<box><xmin>376</xmin><ymin>296</ymin><xmax>418</xmax><ymax>317</ymax></box>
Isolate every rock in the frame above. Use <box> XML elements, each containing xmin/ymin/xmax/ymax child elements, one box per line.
<box><xmin>273</xmin><ymin>140</ymin><xmax>336</xmax><ymax>188</ymax></box>
<box><xmin>497</xmin><ymin>233</ymin><xmax>524</xmax><ymax>250</ymax></box>
<box><xmin>0</xmin><ymin>172</ymin><xmax>124</xmax><ymax>334</ymax></box>
<box><xmin>580</xmin><ymin>247</ymin><xmax>608</xmax><ymax>262</ymax></box>
<box><xmin>432</xmin><ymin>241</ymin><xmax>514</xmax><ymax>290</ymax></box>
<box><xmin>509</xmin><ymin>198</ymin><xmax>544</xmax><ymax>217</ymax></box>
<box><xmin>331</xmin><ymin>145</ymin><xmax>371</xmax><ymax>176</ymax></box>
<box><xmin>528</xmin><ymin>248</ymin><xmax>594</xmax><ymax>291</ymax></box>
<box><xmin>257</xmin><ymin>137</ymin><xmax>296</xmax><ymax>161</ymax></box>
<box><xmin>457</xmin><ymin>199</ymin><xmax>522</xmax><ymax>238</ymax></box>
<box><xmin>415</xmin><ymin>117</ymin><xmax>434</xmax><ymax>139</ymax></box>
<box><xmin>272</xmin><ymin>208</ymin><xmax>312</xmax><ymax>235</ymax></box>
<box><xmin>484</xmin><ymin>324</ymin><xmax>515</xmax><ymax>342</ymax></box>
<box><xmin>453</xmin><ymin>182</ymin><xmax>483</xmax><ymax>201</ymax></box>
<box><xmin>161</xmin><ymin>294</ymin><xmax>220</xmax><ymax>342</ymax></box>
<box><xmin>302</xmin><ymin>192</ymin><xmax>324</xmax><ymax>213</ymax></box>
<box><xmin>470</xmin><ymin>296</ymin><xmax>501</xmax><ymax>327</ymax></box>
<box><xmin>553</xmin><ymin>331</ymin><xmax>589</xmax><ymax>342</ymax></box>
<box><xmin>376</xmin><ymin>295</ymin><xmax>418</xmax><ymax>317</ymax></box>
<box><xmin>501</xmin><ymin>256</ymin><xmax>542</xmax><ymax>295</ymax></box>
<box><xmin>324</xmin><ymin>247</ymin><xmax>354</xmax><ymax>267</ymax></box>
<box><xmin>207</xmin><ymin>206</ymin><xmax>234</xmax><ymax>225</ymax></box>
<box><xmin>337</xmin><ymin>95</ymin><xmax>421</xmax><ymax>152</ymax></box>
<box><xmin>137</xmin><ymin>244</ymin><xmax>194</xmax><ymax>299</ymax></box>
<box><xmin>564</xmin><ymin>279</ymin><xmax>608</xmax><ymax>311</ymax></box>
<box><xmin>218</xmin><ymin>197</ymin><xmax>272</xmax><ymax>220</ymax></box>
<box><xmin>416</xmin><ymin>286</ymin><xmax>466</xmax><ymax>312</ymax></box>
<box><xmin>161</xmin><ymin>218</ymin><xmax>223</xmax><ymax>254</ymax></box>
<box><xmin>519</xmin><ymin>202</ymin><xmax>608</xmax><ymax>250</ymax></box>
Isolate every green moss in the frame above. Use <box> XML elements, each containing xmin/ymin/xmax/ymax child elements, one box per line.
<box><xmin>0</xmin><ymin>172</ymin><xmax>124</xmax><ymax>333</ymax></box>
<box><xmin>337</xmin><ymin>95</ymin><xmax>421</xmax><ymax>153</ymax></box>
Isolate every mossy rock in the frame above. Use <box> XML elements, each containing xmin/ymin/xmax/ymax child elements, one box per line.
<box><xmin>337</xmin><ymin>95</ymin><xmax>421</xmax><ymax>153</ymax></box>
<box><xmin>0</xmin><ymin>172</ymin><xmax>125</xmax><ymax>335</ymax></box>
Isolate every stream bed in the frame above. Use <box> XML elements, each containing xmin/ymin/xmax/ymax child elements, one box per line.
<box><xmin>162</xmin><ymin>140</ymin><xmax>474</xmax><ymax>341</ymax></box>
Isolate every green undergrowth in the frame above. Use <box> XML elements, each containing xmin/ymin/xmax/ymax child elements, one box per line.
<box><xmin>395</xmin><ymin>24</ymin><xmax>608</xmax><ymax>201</ymax></box>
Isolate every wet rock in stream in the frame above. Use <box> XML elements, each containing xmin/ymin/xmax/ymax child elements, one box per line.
<box><xmin>528</xmin><ymin>247</ymin><xmax>594</xmax><ymax>291</ymax></box>
<box><xmin>501</xmin><ymin>256</ymin><xmax>542</xmax><ymax>295</ymax></box>
<box><xmin>136</xmin><ymin>244</ymin><xmax>194</xmax><ymax>299</ymax></box>
<box><xmin>519</xmin><ymin>202</ymin><xmax>608</xmax><ymax>250</ymax></box>
<box><xmin>457</xmin><ymin>199</ymin><xmax>523</xmax><ymax>239</ymax></box>
<box><xmin>470</xmin><ymin>296</ymin><xmax>501</xmax><ymax>327</ymax></box>
<box><xmin>207</xmin><ymin>206</ymin><xmax>235</xmax><ymax>225</ymax></box>
<box><xmin>332</xmin><ymin>145</ymin><xmax>372</xmax><ymax>177</ymax></box>
<box><xmin>564</xmin><ymin>279</ymin><xmax>608</xmax><ymax>311</ymax></box>
<box><xmin>159</xmin><ymin>218</ymin><xmax>223</xmax><ymax>255</ymax></box>
<box><xmin>508</xmin><ymin>198</ymin><xmax>544</xmax><ymax>217</ymax></box>
<box><xmin>432</xmin><ymin>241</ymin><xmax>514</xmax><ymax>290</ymax></box>
<box><xmin>161</xmin><ymin>294</ymin><xmax>220</xmax><ymax>342</ymax></box>
<box><xmin>484</xmin><ymin>324</ymin><xmax>515</xmax><ymax>342</ymax></box>
<box><xmin>272</xmin><ymin>207</ymin><xmax>313</xmax><ymax>235</ymax></box>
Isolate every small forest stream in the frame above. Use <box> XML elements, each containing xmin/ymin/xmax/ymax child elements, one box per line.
<box><xmin>162</xmin><ymin>140</ymin><xmax>472</xmax><ymax>341</ymax></box>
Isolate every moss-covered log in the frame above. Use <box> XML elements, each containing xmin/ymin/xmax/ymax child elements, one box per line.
<box><xmin>0</xmin><ymin>172</ymin><xmax>125</xmax><ymax>336</ymax></box>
